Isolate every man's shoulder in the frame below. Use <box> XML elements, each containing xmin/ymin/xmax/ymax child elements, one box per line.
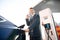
<box><xmin>35</xmin><ymin>14</ymin><xmax>39</xmax><ymax>17</ymax></box>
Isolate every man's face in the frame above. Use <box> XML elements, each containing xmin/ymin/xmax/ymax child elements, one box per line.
<box><xmin>29</xmin><ymin>9</ymin><xmax>35</xmax><ymax>15</ymax></box>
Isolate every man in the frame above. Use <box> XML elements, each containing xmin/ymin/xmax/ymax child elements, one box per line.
<box><xmin>25</xmin><ymin>7</ymin><xmax>42</xmax><ymax>40</ymax></box>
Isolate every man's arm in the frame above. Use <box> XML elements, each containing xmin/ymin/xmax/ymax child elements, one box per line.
<box><xmin>25</xmin><ymin>15</ymin><xmax>30</xmax><ymax>26</ymax></box>
<box><xmin>26</xmin><ymin>19</ymin><xmax>30</xmax><ymax>26</ymax></box>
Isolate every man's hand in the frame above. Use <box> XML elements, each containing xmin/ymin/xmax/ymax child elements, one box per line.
<box><xmin>26</xmin><ymin>15</ymin><xmax>30</xmax><ymax>19</ymax></box>
<box><xmin>24</xmin><ymin>29</ymin><xmax>29</xmax><ymax>32</ymax></box>
<box><xmin>42</xmin><ymin>22</ymin><xmax>44</xmax><ymax>26</ymax></box>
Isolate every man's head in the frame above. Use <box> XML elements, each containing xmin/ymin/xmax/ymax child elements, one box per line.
<box><xmin>29</xmin><ymin>7</ymin><xmax>35</xmax><ymax>15</ymax></box>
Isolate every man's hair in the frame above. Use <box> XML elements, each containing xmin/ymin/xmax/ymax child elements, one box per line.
<box><xmin>30</xmin><ymin>7</ymin><xmax>33</xmax><ymax>9</ymax></box>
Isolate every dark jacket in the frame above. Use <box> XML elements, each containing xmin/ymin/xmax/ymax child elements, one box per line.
<box><xmin>26</xmin><ymin>14</ymin><xmax>41</xmax><ymax>37</ymax></box>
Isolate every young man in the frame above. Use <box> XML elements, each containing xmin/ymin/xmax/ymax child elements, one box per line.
<box><xmin>25</xmin><ymin>7</ymin><xmax>41</xmax><ymax>40</ymax></box>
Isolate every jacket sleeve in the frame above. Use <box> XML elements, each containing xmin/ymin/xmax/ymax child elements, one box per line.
<box><xmin>28</xmin><ymin>15</ymin><xmax>40</xmax><ymax>31</ymax></box>
<box><xmin>26</xmin><ymin>19</ymin><xmax>30</xmax><ymax>26</ymax></box>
